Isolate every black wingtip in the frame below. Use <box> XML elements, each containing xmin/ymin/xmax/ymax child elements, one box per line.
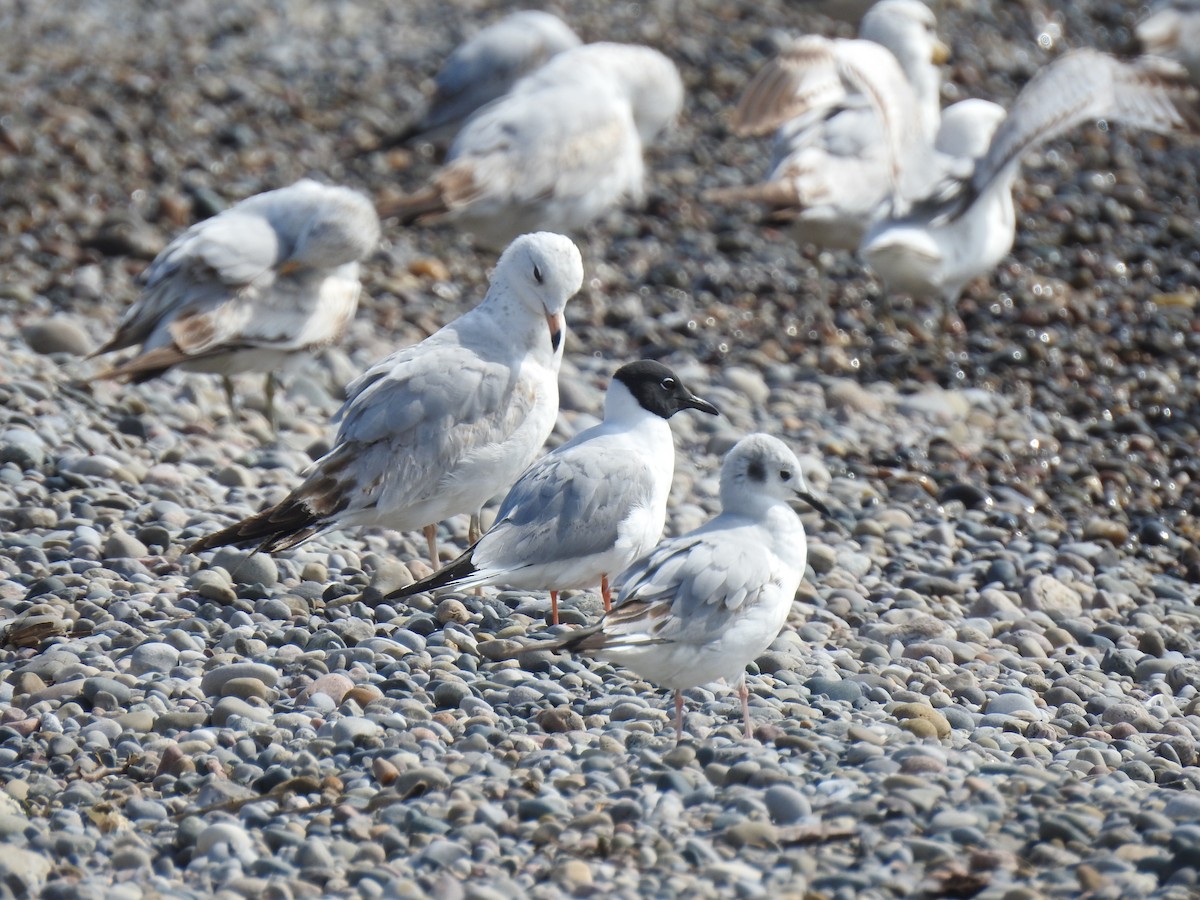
<box><xmin>381</xmin><ymin>545</ymin><xmax>479</xmax><ymax>604</ymax></box>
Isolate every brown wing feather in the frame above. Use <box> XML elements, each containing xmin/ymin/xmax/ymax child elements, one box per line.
<box><xmin>97</xmin><ymin>344</ymin><xmax>197</xmax><ymax>383</ymax></box>
<box><xmin>377</xmin><ymin>162</ymin><xmax>481</xmax><ymax>223</ymax></box>
<box><xmin>187</xmin><ymin>444</ymin><xmax>359</xmax><ymax>554</ymax></box>
<box><xmin>732</xmin><ymin>36</ymin><xmax>843</xmax><ymax>137</ymax></box>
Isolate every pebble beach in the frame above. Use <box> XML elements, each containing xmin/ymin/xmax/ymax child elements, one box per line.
<box><xmin>4</xmin><ymin>0</ymin><xmax>1200</xmax><ymax>897</ymax></box>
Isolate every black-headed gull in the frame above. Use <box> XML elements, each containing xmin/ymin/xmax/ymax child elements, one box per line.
<box><xmin>387</xmin><ymin>360</ymin><xmax>719</xmax><ymax>623</ymax></box>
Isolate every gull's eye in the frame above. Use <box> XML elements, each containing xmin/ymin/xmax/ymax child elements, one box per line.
<box><xmin>660</xmin><ymin>377</ymin><xmax>676</xmax><ymax>391</ymax></box>
<box><xmin>533</xmin><ymin>265</ymin><xmax>544</xmax><ymax>284</ymax></box>
<box><xmin>780</xmin><ymin>469</ymin><xmax>793</xmax><ymax>482</ymax></box>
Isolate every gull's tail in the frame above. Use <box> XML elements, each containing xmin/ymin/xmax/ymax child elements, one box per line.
<box><xmin>702</xmin><ymin>181</ymin><xmax>801</xmax><ymax>209</ymax></box>
<box><xmin>187</xmin><ymin>493</ymin><xmax>325</xmax><ymax>555</ymax></box>
<box><xmin>383</xmin><ymin>545</ymin><xmax>482</xmax><ymax>602</ymax></box>
<box><xmin>93</xmin><ymin>345</ymin><xmax>193</xmax><ymax>384</ymax></box>
<box><xmin>490</xmin><ymin>623</ymin><xmax>606</xmax><ymax>659</ymax></box>
<box><xmin>377</xmin><ymin>162</ymin><xmax>479</xmax><ymax>224</ymax></box>
<box><xmin>377</xmin><ymin>185</ymin><xmax>450</xmax><ymax>224</ymax></box>
<box><xmin>187</xmin><ymin>446</ymin><xmax>356</xmax><ymax>555</ymax></box>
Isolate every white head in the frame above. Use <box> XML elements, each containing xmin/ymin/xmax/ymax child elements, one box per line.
<box><xmin>860</xmin><ymin>0</ymin><xmax>946</xmax><ymax>136</ymax></box>
<box><xmin>280</xmin><ymin>180</ymin><xmax>381</xmax><ymax>270</ymax></box>
<box><xmin>491</xmin><ymin>232</ymin><xmax>584</xmax><ymax>352</ymax></box>
<box><xmin>503</xmin><ymin>10</ymin><xmax>582</xmax><ymax>56</ymax></box>
<box><xmin>861</xmin><ymin>0</ymin><xmax>944</xmax><ymax>65</ymax></box>
<box><xmin>719</xmin><ymin>433</ymin><xmax>825</xmax><ymax>518</ymax></box>
<box><xmin>535</xmin><ymin>43</ymin><xmax>684</xmax><ymax>143</ymax></box>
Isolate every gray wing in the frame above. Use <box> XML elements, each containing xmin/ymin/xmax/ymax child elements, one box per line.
<box><xmin>96</xmin><ymin>210</ymin><xmax>281</xmax><ymax>355</ymax></box>
<box><xmin>333</xmin><ymin>336</ymin><xmax>521</xmax><ymax>447</ymax></box>
<box><xmin>441</xmin><ymin>80</ymin><xmax>642</xmax><ymax>209</ymax></box>
<box><xmin>732</xmin><ymin>37</ymin><xmax>916</xmax><ymax>187</ymax></box>
<box><xmin>422</xmin><ymin>11</ymin><xmax>581</xmax><ymax>134</ymax></box>
<box><xmin>474</xmin><ymin>448</ymin><xmax>658</xmax><ymax>568</ymax></box>
<box><xmin>299</xmin><ymin>340</ymin><xmax>542</xmax><ymax>518</ymax></box>
<box><xmin>962</xmin><ymin>50</ymin><xmax>1200</xmax><ymax>217</ymax></box>
<box><xmin>601</xmin><ymin>519</ymin><xmax>786</xmax><ymax>647</ymax></box>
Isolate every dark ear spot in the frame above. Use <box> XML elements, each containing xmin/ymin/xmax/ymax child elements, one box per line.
<box><xmin>747</xmin><ymin>459</ymin><xmax>766</xmax><ymax>482</ymax></box>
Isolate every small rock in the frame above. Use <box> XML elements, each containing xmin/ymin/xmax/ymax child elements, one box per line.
<box><xmin>436</xmin><ymin>598</ymin><xmax>470</xmax><ymax>625</ymax></box>
<box><xmin>553</xmin><ymin>859</ymin><xmax>593</xmax><ymax>889</ymax></box>
<box><xmin>1022</xmin><ymin>574</ymin><xmax>1083</xmax><ymax>618</ymax></box>
<box><xmin>201</xmin><ymin>662</ymin><xmax>280</xmax><ymax>697</ymax></box>
<box><xmin>22</xmin><ymin>318</ymin><xmax>94</xmax><ymax>356</ymax></box>
<box><xmin>103</xmin><ymin>531</ymin><xmax>149</xmax><ymax>560</ymax></box>
<box><xmin>364</xmin><ymin>559</ymin><xmax>415</xmax><ymax>600</ymax></box>
<box><xmin>722</xmin><ymin>821</ymin><xmax>779</xmax><ymax>849</ymax></box>
<box><xmin>764</xmin><ymin>784</ymin><xmax>811</xmax><ymax>824</ymax></box>
<box><xmin>892</xmin><ymin>703</ymin><xmax>951</xmax><ymax>739</ymax></box>
<box><xmin>129</xmin><ymin>642</ymin><xmax>180</xmax><ymax>676</ymax></box>
<box><xmin>208</xmin><ymin>549</ymin><xmax>278</xmax><ymax>588</ymax></box>
<box><xmin>536</xmin><ymin>706</ymin><xmax>584</xmax><ymax>733</ymax></box>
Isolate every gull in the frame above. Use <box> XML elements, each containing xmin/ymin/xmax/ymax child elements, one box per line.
<box><xmin>1137</xmin><ymin>0</ymin><xmax>1200</xmax><ymax>84</ymax></box>
<box><xmin>522</xmin><ymin>433</ymin><xmax>829</xmax><ymax>741</ymax></box>
<box><xmin>385</xmin><ymin>360</ymin><xmax>720</xmax><ymax>624</ymax></box>
<box><xmin>706</xmin><ymin>0</ymin><xmax>948</xmax><ymax>251</ymax></box>
<box><xmin>859</xmin><ymin>49</ymin><xmax>1200</xmax><ymax>336</ymax></box>
<box><xmin>91</xmin><ymin>179</ymin><xmax>380</xmax><ymax>425</ymax></box>
<box><xmin>187</xmin><ymin>231</ymin><xmax>584</xmax><ymax>567</ymax></box>
<box><xmin>379</xmin><ymin>43</ymin><xmax>684</xmax><ymax>249</ymax></box>
<box><xmin>389</xmin><ymin>10</ymin><xmax>581</xmax><ymax>148</ymax></box>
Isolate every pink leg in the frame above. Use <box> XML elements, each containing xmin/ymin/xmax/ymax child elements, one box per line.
<box><xmin>675</xmin><ymin>689</ymin><xmax>685</xmax><ymax>742</ymax></box>
<box><xmin>469</xmin><ymin>513</ymin><xmax>483</xmax><ymax>595</ymax></box>
<box><xmin>739</xmin><ymin>674</ymin><xmax>752</xmax><ymax>740</ymax></box>
<box><xmin>601</xmin><ymin>574</ymin><xmax>612</xmax><ymax>612</ymax></box>
<box><xmin>423</xmin><ymin>525</ymin><xmax>438</xmax><ymax>569</ymax></box>
<box><xmin>550</xmin><ymin>590</ymin><xmax>559</xmax><ymax>626</ymax></box>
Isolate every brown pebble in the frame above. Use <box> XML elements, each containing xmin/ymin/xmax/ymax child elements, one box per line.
<box><xmin>303</xmin><ymin>673</ymin><xmax>355</xmax><ymax>705</ymax></box>
<box><xmin>372</xmin><ymin>758</ymin><xmax>398</xmax><ymax>786</ymax></box>
<box><xmin>537</xmin><ymin>706</ymin><xmax>584</xmax><ymax>734</ymax></box>
<box><xmin>345</xmin><ymin>685</ymin><xmax>383</xmax><ymax>707</ymax></box>
<box><xmin>892</xmin><ymin>702</ymin><xmax>951</xmax><ymax>739</ymax></box>
<box><xmin>409</xmin><ymin>257</ymin><xmax>450</xmax><ymax>280</ymax></box>
<box><xmin>436</xmin><ymin>598</ymin><xmax>470</xmax><ymax>625</ymax></box>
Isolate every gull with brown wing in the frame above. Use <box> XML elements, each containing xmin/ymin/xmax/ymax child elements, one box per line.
<box><xmin>380</xmin><ymin>43</ymin><xmax>683</xmax><ymax>249</ymax></box>
<box><xmin>92</xmin><ymin>179</ymin><xmax>380</xmax><ymax>424</ymax></box>
<box><xmin>187</xmin><ymin>232</ymin><xmax>584</xmax><ymax>568</ymax></box>
<box><xmin>860</xmin><ymin>50</ymin><xmax>1200</xmax><ymax>337</ymax></box>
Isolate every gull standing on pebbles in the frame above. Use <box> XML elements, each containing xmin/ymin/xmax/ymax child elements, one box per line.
<box><xmin>188</xmin><ymin>232</ymin><xmax>584</xmax><ymax>568</ymax></box>
<box><xmin>386</xmin><ymin>360</ymin><xmax>720</xmax><ymax>624</ymax></box>
<box><xmin>379</xmin><ymin>43</ymin><xmax>684</xmax><ymax>249</ymax></box>
<box><xmin>523</xmin><ymin>433</ymin><xmax>828</xmax><ymax>741</ymax></box>
<box><xmin>859</xmin><ymin>50</ymin><xmax>1200</xmax><ymax>335</ymax></box>
<box><xmin>92</xmin><ymin>179</ymin><xmax>380</xmax><ymax>424</ymax></box>
<box><xmin>706</xmin><ymin>0</ymin><xmax>948</xmax><ymax>251</ymax></box>
<box><xmin>389</xmin><ymin>10</ymin><xmax>581</xmax><ymax>147</ymax></box>
<box><xmin>1137</xmin><ymin>0</ymin><xmax>1200</xmax><ymax>84</ymax></box>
